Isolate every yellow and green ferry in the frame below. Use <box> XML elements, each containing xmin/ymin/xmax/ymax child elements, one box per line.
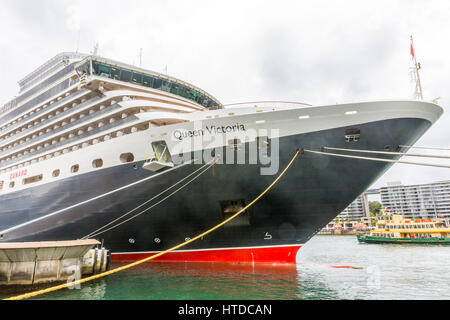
<box><xmin>357</xmin><ymin>214</ymin><xmax>450</xmax><ymax>244</ymax></box>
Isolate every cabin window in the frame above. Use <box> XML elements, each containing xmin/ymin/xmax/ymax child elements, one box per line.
<box><xmin>132</xmin><ymin>72</ymin><xmax>143</xmax><ymax>85</ymax></box>
<box><xmin>9</xmin><ymin>181</ymin><xmax>15</xmax><ymax>188</ymax></box>
<box><xmin>23</xmin><ymin>174</ymin><xmax>43</xmax><ymax>185</ymax></box>
<box><xmin>92</xmin><ymin>159</ymin><xmax>103</xmax><ymax>168</ymax></box>
<box><xmin>92</xmin><ymin>61</ymin><xmax>100</xmax><ymax>75</ymax></box>
<box><xmin>179</xmin><ymin>85</ymin><xmax>191</xmax><ymax>99</ymax></box>
<box><xmin>152</xmin><ymin>78</ymin><xmax>162</xmax><ymax>89</ymax></box>
<box><xmin>110</xmin><ymin>67</ymin><xmax>120</xmax><ymax>80</ymax></box>
<box><xmin>120</xmin><ymin>153</ymin><xmax>135</xmax><ymax>163</ymax></box>
<box><xmin>52</xmin><ymin>170</ymin><xmax>60</xmax><ymax>177</ymax></box>
<box><xmin>170</xmin><ymin>83</ymin><xmax>180</xmax><ymax>95</ymax></box>
<box><xmin>143</xmin><ymin>75</ymin><xmax>154</xmax><ymax>87</ymax></box>
<box><xmin>99</xmin><ymin>64</ymin><xmax>111</xmax><ymax>78</ymax></box>
<box><xmin>76</xmin><ymin>62</ymin><xmax>91</xmax><ymax>77</ymax></box>
<box><xmin>120</xmin><ymin>70</ymin><xmax>132</xmax><ymax>82</ymax></box>
<box><xmin>161</xmin><ymin>80</ymin><xmax>171</xmax><ymax>92</ymax></box>
<box><xmin>71</xmin><ymin>164</ymin><xmax>80</xmax><ymax>173</ymax></box>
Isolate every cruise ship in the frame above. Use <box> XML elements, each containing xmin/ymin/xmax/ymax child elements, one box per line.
<box><xmin>0</xmin><ymin>52</ymin><xmax>443</xmax><ymax>264</ymax></box>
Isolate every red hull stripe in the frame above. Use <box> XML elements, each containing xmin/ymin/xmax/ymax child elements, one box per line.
<box><xmin>111</xmin><ymin>245</ymin><xmax>301</xmax><ymax>264</ymax></box>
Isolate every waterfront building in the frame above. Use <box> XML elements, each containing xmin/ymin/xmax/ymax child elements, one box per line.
<box><xmin>380</xmin><ymin>181</ymin><xmax>450</xmax><ymax>219</ymax></box>
<box><xmin>336</xmin><ymin>194</ymin><xmax>367</xmax><ymax>220</ymax></box>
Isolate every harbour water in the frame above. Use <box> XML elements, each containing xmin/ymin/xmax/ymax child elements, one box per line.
<box><xmin>2</xmin><ymin>235</ymin><xmax>450</xmax><ymax>300</ymax></box>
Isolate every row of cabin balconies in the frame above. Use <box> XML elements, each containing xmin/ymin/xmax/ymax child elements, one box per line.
<box><xmin>0</xmin><ymin>87</ymin><xmax>89</xmax><ymax>137</ymax></box>
<box><xmin>0</xmin><ymin>89</ymin><xmax>177</xmax><ymax>154</ymax></box>
<box><xmin>0</xmin><ymin>85</ymin><xmax>197</xmax><ymax>146</ymax></box>
<box><xmin>0</xmin><ymin>119</ymin><xmax>150</xmax><ymax>175</ymax></box>
<box><xmin>0</xmin><ymin>103</ymin><xmax>142</xmax><ymax>168</ymax></box>
<box><xmin>0</xmin><ymin>96</ymin><xmax>122</xmax><ymax>156</ymax></box>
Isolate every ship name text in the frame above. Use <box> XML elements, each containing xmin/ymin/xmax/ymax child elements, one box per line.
<box><xmin>173</xmin><ymin>123</ymin><xmax>246</xmax><ymax>141</ymax></box>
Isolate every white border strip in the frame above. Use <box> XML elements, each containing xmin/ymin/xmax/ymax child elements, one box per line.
<box><xmin>113</xmin><ymin>243</ymin><xmax>303</xmax><ymax>255</ymax></box>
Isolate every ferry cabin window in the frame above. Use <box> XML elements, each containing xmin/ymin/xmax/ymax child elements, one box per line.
<box><xmin>23</xmin><ymin>174</ymin><xmax>43</xmax><ymax>185</ymax></box>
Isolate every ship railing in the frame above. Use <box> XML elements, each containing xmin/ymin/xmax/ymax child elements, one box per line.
<box><xmin>0</xmin><ymin>98</ymin><xmax>18</xmax><ymax>115</ymax></box>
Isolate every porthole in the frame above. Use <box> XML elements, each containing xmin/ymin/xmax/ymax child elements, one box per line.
<box><xmin>52</xmin><ymin>169</ymin><xmax>60</xmax><ymax>177</ymax></box>
<box><xmin>9</xmin><ymin>181</ymin><xmax>15</xmax><ymax>188</ymax></box>
<box><xmin>120</xmin><ymin>153</ymin><xmax>135</xmax><ymax>163</ymax></box>
<box><xmin>92</xmin><ymin>159</ymin><xmax>103</xmax><ymax>168</ymax></box>
<box><xmin>71</xmin><ymin>164</ymin><xmax>79</xmax><ymax>173</ymax></box>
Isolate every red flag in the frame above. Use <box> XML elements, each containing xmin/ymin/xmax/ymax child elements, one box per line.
<box><xmin>410</xmin><ymin>43</ymin><xmax>415</xmax><ymax>59</ymax></box>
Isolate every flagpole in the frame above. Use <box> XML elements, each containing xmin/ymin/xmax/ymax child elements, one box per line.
<box><xmin>410</xmin><ymin>35</ymin><xmax>423</xmax><ymax>100</ymax></box>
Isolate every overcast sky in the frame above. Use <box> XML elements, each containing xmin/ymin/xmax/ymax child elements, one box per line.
<box><xmin>0</xmin><ymin>0</ymin><xmax>449</xmax><ymax>189</ymax></box>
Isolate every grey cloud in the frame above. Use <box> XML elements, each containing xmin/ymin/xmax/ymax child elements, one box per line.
<box><xmin>255</xmin><ymin>24</ymin><xmax>400</xmax><ymax>103</ymax></box>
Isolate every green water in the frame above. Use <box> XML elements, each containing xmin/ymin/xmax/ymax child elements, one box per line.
<box><xmin>3</xmin><ymin>235</ymin><xmax>450</xmax><ymax>300</ymax></box>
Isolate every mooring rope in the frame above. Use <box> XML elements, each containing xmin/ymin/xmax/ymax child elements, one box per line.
<box><xmin>323</xmin><ymin>147</ymin><xmax>450</xmax><ymax>159</ymax></box>
<box><xmin>83</xmin><ymin>158</ymin><xmax>218</xmax><ymax>239</ymax></box>
<box><xmin>3</xmin><ymin>150</ymin><xmax>300</xmax><ymax>301</ymax></box>
<box><xmin>399</xmin><ymin>145</ymin><xmax>450</xmax><ymax>151</ymax></box>
<box><xmin>303</xmin><ymin>149</ymin><xmax>450</xmax><ymax>169</ymax></box>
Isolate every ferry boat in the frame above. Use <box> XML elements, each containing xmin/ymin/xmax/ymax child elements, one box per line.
<box><xmin>357</xmin><ymin>214</ymin><xmax>450</xmax><ymax>244</ymax></box>
<box><xmin>0</xmin><ymin>52</ymin><xmax>443</xmax><ymax>264</ymax></box>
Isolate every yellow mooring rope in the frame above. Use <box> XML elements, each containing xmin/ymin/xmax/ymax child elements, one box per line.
<box><xmin>4</xmin><ymin>150</ymin><xmax>300</xmax><ymax>300</ymax></box>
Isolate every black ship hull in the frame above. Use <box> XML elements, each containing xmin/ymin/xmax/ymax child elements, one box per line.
<box><xmin>0</xmin><ymin>117</ymin><xmax>431</xmax><ymax>263</ymax></box>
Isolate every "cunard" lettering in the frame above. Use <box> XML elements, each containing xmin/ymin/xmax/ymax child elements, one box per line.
<box><xmin>9</xmin><ymin>169</ymin><xmax>27</xmax><ymax>180</ymax></box>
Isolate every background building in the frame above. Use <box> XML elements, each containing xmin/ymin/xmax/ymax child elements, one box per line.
<box><xmin>380</xmin><ymin>180</ymin><xmax>450</xmax><ymax>219</ymax></box>
<box><xmin>334</xmin><ymin>180</ymin><xmax>450</xmax><ymax>222</ymax></box>
<box><xmin>336</xmin><ymin>194</ymin><xmax>367</xmax><ymax>221</ymax></box>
